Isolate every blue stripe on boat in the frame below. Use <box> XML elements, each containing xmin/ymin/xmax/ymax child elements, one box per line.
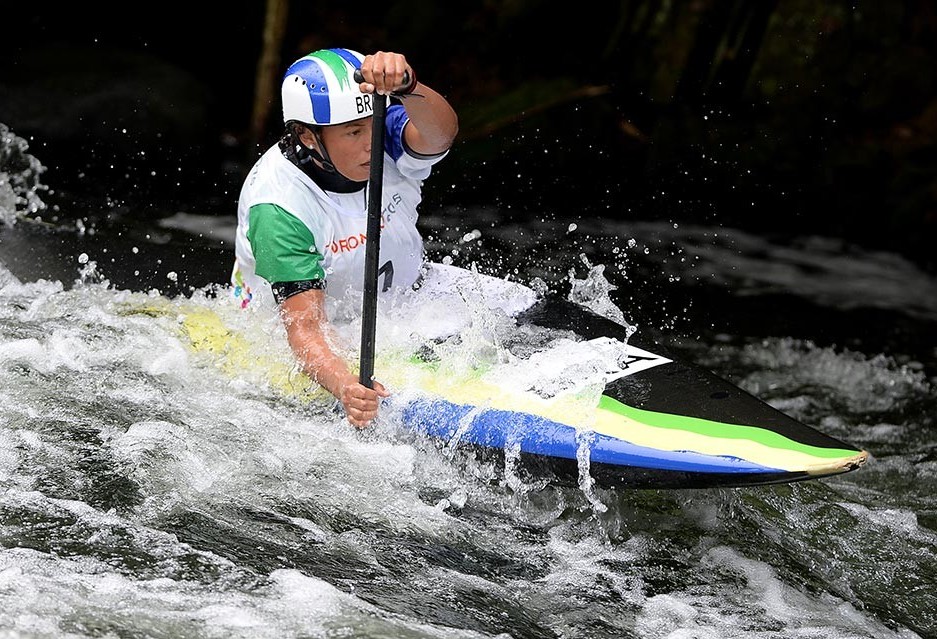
<box><xmin>400</xmin><ymin>397</ymin><xmax>784</xmax><ymax>475</ymax></box>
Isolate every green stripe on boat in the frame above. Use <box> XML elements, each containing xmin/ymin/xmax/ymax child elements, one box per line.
<box><xmin>598</xmin><ymin>395</ymin><xmax>858</xmax><ymax>459</ymax></box>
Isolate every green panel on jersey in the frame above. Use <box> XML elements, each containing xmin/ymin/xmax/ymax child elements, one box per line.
<box><xmin>247</xmin><ymin>204</ymin><xmax>326</xmax><ymax>283</ymax></box>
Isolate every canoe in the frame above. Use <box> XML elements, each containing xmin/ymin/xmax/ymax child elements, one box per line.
<box><xmin>145</xmin><ymin>262</ymin><xmax>869</xmax><ymax>489</ymax></box>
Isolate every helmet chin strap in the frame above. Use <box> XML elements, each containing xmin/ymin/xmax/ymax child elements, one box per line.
<box><xmin>304</xmin><ymin>127</ymin><xmax>338</xmax><ymax>174</ymax></box>
<box><xmin>279</xmin><ymin>124</ymin><xmax>366</xmax><ymax>193</ymax></box>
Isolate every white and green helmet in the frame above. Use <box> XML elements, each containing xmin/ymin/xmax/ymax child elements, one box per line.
<box><xmin>281</xmin><ymin>48</ymin><xmax>372</xmax><ymax>126</ymax></box>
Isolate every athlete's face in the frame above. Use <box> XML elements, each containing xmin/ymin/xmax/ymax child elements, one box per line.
<box><xmin>305</xmin><ymin>118</ymin><xmax>372</xmax><ymax>182</ymax></box>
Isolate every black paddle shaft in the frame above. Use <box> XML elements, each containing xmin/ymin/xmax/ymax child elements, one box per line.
<box><xmin>357</xmin><ymin>81</ymin><xmax>386</xmax><ymax>388</ymax></box>
<box><xmin>354</xmin><ymin>69</ymin><xmax>410</xmax><ymax>388</ymax></box>
<box><xmin>354</xmin><ymin>67</ymin><xmax>411</xmax><ymax>388</ymax></box>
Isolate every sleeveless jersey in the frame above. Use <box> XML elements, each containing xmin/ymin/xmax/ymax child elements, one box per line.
<box><xmin>232</xmin><ymin>105</ymin><xmax>447</xmax><ymax>308</ymax></box>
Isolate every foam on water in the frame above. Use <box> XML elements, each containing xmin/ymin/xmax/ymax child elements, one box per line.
<box><xmin>156</xmin><ymin>211</ymin><xmax>238</xmax><ymax>245</ymax></box>
<box><xmin>0</xmin><ymin>275</ymin><xmax>532</xmax><ymax>635</ymax></box>
<box><xmin>634</xmin><ymin>544</ymin><xmax>920</xmax><ymax>639</ymax></box>
<box><xmin>737</xmin><ymin>337</ymin><xmax>930</xmax><ymax>411</ymax></box>
<box><xmin>0</xmin><ymin>547</ymin><xmax>497</xmax><ymax>639</ymax></box>
<box><xmin>564</xmin><ymin>218</ymin><xmax>937</xmax><ymax>322</ymax></box>
<box><xmin>1</xmin><ymin>258</ymin><xmax>933</xmax><ymax>637</ymax></box>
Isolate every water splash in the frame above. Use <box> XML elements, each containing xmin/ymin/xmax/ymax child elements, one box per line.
<box><xmin>568</xmin><ymin>253</ymin><xmax>636</xmax><ymax>338</ymax></box>
<box><xmin>575</xmin><ymin>429</ymin><xmax>608</xmax><ymax>514</ymax></box>
<box><xmin>0</xmin><ymin>123</ymin><xmax>48</xmax><ymax>226</ymax></box>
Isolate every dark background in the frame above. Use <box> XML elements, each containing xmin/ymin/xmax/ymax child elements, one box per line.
<box><xmin>2</xmin><ymin>0</ymin><xmax>936</xmax><ymax>273</ymax></box>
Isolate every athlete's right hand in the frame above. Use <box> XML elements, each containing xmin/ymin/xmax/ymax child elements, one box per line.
<box><xmin>358</xmin><ymin>51</ymin><xmax>414</xmax><ymax>95</ymax></box>
<box><xmin>339</xmin><ymin>378</ymin><xmax>391</xmax><ymax>428</ymax></box>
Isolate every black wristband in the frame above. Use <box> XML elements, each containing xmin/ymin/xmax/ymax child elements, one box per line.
<box><xmin>394</xmin><ymin>68</ymin><xmax>418</xmax><ymax>96</ymax></box>
<box><xmin>272</xmin><ymin>279</ymin><xmax>325</xmax><ymax>304</ymax></box>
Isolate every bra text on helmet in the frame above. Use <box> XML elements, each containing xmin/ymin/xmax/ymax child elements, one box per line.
<box><xmin>356</xmin><ymin>94</ymin><xmax>372</xmax><ymax>114</ymax></box>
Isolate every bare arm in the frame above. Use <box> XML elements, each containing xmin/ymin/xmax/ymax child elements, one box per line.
<box><xmin>280</xmin><ymin>288</ymin><xmax>389</xmax><ymax>427</ymax></box>
<box><xmin>357</xmin><ymin>51</ymin><xmax>459</xmax><ymax>155</ymax></box>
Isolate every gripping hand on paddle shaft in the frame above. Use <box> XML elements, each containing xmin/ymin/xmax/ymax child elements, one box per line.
<box><xmin>355</xmin><ymin>51</ymin><xmax>458</xmax><ymax>156</ymax></box>
<box><xmin>355</xmin><ymin>51</ymin><xmax>417</xmax><ymax>96</ymax></box>
<box><xmin>339</xmin><ymin>376</ymin><xmax>390</xmax><ymax>428</ymax></box>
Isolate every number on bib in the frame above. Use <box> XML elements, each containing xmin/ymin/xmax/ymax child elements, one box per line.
<box><xmin>378</xmin><ymin>260</ymin><xmax>394</xmax><ymax>292</ymax></box>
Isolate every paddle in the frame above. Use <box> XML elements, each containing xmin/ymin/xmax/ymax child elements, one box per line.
<box><xmin>354</xmin><ymin>68</ymin><xmax>409</xmax><ymax>389</ymax></box>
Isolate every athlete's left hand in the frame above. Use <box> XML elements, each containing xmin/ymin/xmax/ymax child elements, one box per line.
<box><xmin>340</xmin><ymin>378</ymin><xmax>391</xmax><ymax>428</ymax></box>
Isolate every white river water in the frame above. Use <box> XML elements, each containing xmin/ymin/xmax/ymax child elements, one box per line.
<box><xmin>1</xmin><ymin>123</ymin><xmax>935</xmax><ymax>638</ymax></box>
